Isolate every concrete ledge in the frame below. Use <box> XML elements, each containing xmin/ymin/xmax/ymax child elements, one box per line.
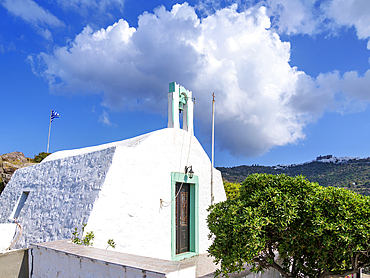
<box><xmin>31</xmin><ymin>240</ymin><xmax>272</xmax><ymax>278</ymax></box>
<box><xmin>0</xmin><ymin>248</ymin><xmax>29</xmax><ymax>278</ymax></box>
<box><xmin>31</xmin><ymin>240</ymin><xmax>219</xmax><ymax>277</ymax></box>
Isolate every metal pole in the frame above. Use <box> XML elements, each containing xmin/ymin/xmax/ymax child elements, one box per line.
<box><xmin>211</xmin><ymin>93</ymin><xmax>215</xmax><ymax>205</ymax></box>
<box><xmin>47</xmin><ymin>110</ymin><xmax>52</xmax><ymax>153</ymax></box>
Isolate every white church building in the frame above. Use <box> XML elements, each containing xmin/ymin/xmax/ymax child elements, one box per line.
<box><xmin>0</xmin><ymin>82</ymin><xmax>226</xmax><ymax>263</ymax></box>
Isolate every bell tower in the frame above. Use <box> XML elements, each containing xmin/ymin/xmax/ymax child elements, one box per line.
<box><xmin>167</xmin><ymin>82</ymin><xmax>194</xmax><ymax>134</ymax></box>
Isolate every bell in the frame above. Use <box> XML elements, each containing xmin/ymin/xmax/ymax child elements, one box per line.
<box><xmin>179</xmin><ymin>102</ymin><xmax>184</xmax><ymax>113</ymax></box>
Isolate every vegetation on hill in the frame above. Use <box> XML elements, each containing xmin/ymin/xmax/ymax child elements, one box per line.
<box><xmin>218</xmin><ymin>158</ymin><xmax>370</xmax><ymax>195</ymax></box>
<box><xmin>33</xmin><ymin>152</ymin><xmax>51</xmax><ymax>163</ymax></box>
<box><xmin>208</xmin><ymin>173</ymin><xmax>370</xmax><ymax>278</ymax></box>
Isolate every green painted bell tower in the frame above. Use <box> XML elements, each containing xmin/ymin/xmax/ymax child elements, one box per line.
<box><xmin>167</xmin><ymin>82</ymin><xmax>194</xmax><ymax>134</ymax></box>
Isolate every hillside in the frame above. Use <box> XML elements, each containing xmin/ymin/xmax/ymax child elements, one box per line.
<box><xmin>218</xmin><ymin>157</ymin><xmax>370</xmax><ymax>196</ymax></box>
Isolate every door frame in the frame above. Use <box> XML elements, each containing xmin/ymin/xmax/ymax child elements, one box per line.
<box><xmin>171</xmin><ymin>172</ymin><xmax>199</xmax><ymax>261</ymax></box>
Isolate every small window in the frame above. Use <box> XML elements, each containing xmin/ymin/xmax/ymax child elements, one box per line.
<box><xmin>9</xmin><ymin>191</ymin><xmax>29</xmax><ymax>220</ymax></box>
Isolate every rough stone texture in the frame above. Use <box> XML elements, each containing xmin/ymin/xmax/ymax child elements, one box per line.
<box><xmin>0</xmin><ymin>147</ymin><xmax>115</xmax><ymax>249</ymax></box>
<box><xmin>2</xmin><ymin>152</ymin><xmax>28</xmax><ymax>163</ymax></box>
<box><xmin>0</xmin><ymin>151</ymin><xmax>36</xmax><ymax>194</ymax></box>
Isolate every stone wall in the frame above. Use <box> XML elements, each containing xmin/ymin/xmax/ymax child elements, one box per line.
<box><xmin>0</xmin><ymin>147</ymin><xmax>115</xmax><ymax>249</ymax></box>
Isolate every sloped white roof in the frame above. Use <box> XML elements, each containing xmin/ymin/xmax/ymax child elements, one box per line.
<box><xmin>42</xmin><ymin>131</ymin><xmax>154</xmax><ymax>162</ymax></box>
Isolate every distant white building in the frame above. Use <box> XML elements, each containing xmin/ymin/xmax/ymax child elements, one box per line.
<box><xmin>0</xmin><ymin>82</ymin><xmax>226</xmax><ymax>262</ymax></box>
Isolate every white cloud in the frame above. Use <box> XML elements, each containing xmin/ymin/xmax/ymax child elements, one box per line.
<box><xmin>0</xmin><ymin>41</ymin><xmax>16</xmax><ymax>54</ymax></box>
<box><xmin>197</xmin><ymin>0</ymin><xmax>370</xmax><ymax>39</ymax></box>
<box><xmin>2</xmin><ymin>0</ymin><xmax>64</xmax><ymax>40</ymax></box>
<box><xmin>264</xmin><ymin>0</ymin><xmax>370</xmax><ymax>40</ymax></box>
<box><xmin>53</xmin><ymin>0</ymin><xmax>125</xmax><ymax>13</ymax></box>
<box><xmin>265</xmin><ymin>0</ymin><xmax>323</xmax><ymax>35</ymax></box>
<box><xmin>99</xmin><ymin>110</ymin><xmax>115</xmax><ymax>126</ymax></box>
<box><xmin>30</xmin><ymin>3</ymin><xmax>370</xmax><ymax>157</ymax></box>
<box><xmin>290</xmin><ymin>69</ymin><xmax>370</xmax><ymax>118</ymax></box>
<box><xmin>1</xmin><ymin>0</ymin><xmax>124</xmax><ymax>40</ymax></box>
<box><xmin>2</xmin><ymin>0</ymin><xmax>64</xmax><ymax>27</ymax></box>
<box><xmin>326</xmin><ymin>0</ymin><xmax>370</xmax><ymax>39</ymax></box>
<box><xmin>196</xmin><ymin>0</ymin><xmax>325</xmax><ymax>36</ymax></box>
<box><xmin>268</xmin><ymin>0</ymin><xmax>370</xmax><ymax>40</ymax></box>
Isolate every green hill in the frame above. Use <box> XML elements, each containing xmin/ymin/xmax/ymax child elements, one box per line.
<box><xmin>217</xmin><ymin>157</ymin><xmax>370</xmax><ymax>196</ymax></box>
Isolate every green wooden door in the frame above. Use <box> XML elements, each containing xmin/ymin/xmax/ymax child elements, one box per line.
<box><xmin>176</xmin><ymin>183</ymin><xmax>190</xmax><ymax>254</ymax></box>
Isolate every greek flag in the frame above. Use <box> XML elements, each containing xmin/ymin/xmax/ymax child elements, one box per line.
<box><xmin>50</xmin><ymin>110</ymin><xmax>60</xmax><ymax>122</ymax></box>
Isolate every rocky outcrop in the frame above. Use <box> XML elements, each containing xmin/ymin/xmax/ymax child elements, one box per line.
<box><xmin>0</xmin><ymin>152</ymin><xmax>36</xmax><ymax>194</ymax></box>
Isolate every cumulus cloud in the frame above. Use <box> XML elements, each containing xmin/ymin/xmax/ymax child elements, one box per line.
<box><xmin>29</xmin><ymin>3</ymin><xmax>370</xmax><ymax>157</ymax></box>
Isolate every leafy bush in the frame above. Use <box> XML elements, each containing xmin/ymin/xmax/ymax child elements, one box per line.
<box><xmin>223</xmin><ymin>181</ymin><xmax>241</xmax><ymax>200</ymax></box>
<box><xmin>71</xmin><ymin>223</ymin><xmax>94</xmax><ymax>246</ymax></box>
<box><xmin>107</xmin><ymin>239</ymin><xmax>116</xmax><ymax>249</ymax></box>
<box><xmin>33</xmin><ymin>152</ymin><xmax>51</xmax><ymax>163</ymax></box>
<box><xmin>72</xmin><ymin>224</ymin><xmax>116</xmax><ymax>250</ymax></box>
<box><xmin>208</xmin><ymin>173</ymin><xmax>370</xmax><ymax>278</ymax></box>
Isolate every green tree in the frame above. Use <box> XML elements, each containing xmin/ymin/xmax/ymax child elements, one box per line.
<box><xmin>207</xmin><ymin>173</ymin><xmax>370</xmax><ymax>278</ymax></box>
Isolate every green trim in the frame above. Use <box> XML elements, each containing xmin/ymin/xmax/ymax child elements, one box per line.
<box><xmin>169</xmin><ymin>82</ymin><xmax>176</xmax><ymax>93</ymax></box>
<box><xmin>179</xmin><ymin>92</ymin><xmax>187</xmax><ymax>105</ymax></box>
<box><xmin>178</xmin><ymin>85</ymin><xmax>188</xmax><ymax>96</ymax></box>
<box><xmin>179</xmin><ymin>88</ymin><xmax>189</xmax><ymax>128</ymax></box>
<box><xmin>169</xmin><ymin>82</ymin><xmax>191</xmax><ymax>129</ymax></box>
<box><xmin>171</xmin><ymin>172</ymin><xmax>199</xmax><ymax>261</ymax></box>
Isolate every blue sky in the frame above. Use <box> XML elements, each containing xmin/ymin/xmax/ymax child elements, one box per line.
<box><xmin>1</xmin><ymin>0</ymin><xmax>370</xmax><ymax>167</ymax></box>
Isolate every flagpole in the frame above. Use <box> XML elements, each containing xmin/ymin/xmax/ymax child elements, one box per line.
<box><xmin>211</xmin><ymin>93</ymin><xmax>215</xmax><ymax>205</ymax></box>
<box><xmin>47</xmin><ymin>109</ymin><xmax>52</xmax><ymax>153</ymax></box>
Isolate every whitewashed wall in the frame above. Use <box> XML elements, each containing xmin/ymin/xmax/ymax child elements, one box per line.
<box><xmin>85</xmin><ymin>128</ymin><xmax>226</xmax><ymax>260</ymax></box>
<box><xmin>0</xmin><ymin>223</ymin><xmax>17</xmax><ymax>251</ymax></box>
